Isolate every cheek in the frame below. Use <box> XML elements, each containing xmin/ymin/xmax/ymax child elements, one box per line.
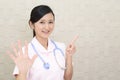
<box><xmin>34</xmin><ymin>27</ymin><xmax>42</xmax><ymax>34</ymax></box>
<box><xmin>50</xmin><ymin>24</ymin><xmax>54</xmax><ymax>30</ymax></box>
<box><xmin>51</xmin><ymin>27</ymin><xmax>54</xmax><ymax>32</ymax></box>
<box><xmin>51</xmin><ymin>26</ymin><xmax>54</xmax><ymax>30</ymax></box>
<box><xmin>35</xmin><ymin>24</ymin><xmax>42</xmax><ymax>30</ymax></box>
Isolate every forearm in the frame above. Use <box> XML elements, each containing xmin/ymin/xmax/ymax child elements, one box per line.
<box><xmin>64</xmin><ymin>55</ymin><xmax>73</xmax><ymax>80</ymax></box>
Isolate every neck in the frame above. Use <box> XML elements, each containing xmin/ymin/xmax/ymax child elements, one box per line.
<box><xmin>36</xmin><ymin>36</ymin><xmax>48</xmax><ymax>49</ymax></box>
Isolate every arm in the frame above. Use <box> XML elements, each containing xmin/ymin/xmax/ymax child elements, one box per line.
<box><xmin>64</xmin><ymin>54</ymin><xmax>73</xmax><ymax>80</ymax></box>
<box><xmin>64</xmin><ymin>44</ymin><xmax>76</xmax><ymax>80</ymax></box>
<box><xmin>64</xmin><ymin>35</ymin><xmax>78</xmax><ymax>80</ymax></box>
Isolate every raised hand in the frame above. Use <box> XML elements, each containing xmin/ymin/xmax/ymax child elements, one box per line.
<box><xmin>7</xmin><ymin>40</ymin><xmax>37</xmax><ymax>75</ymax></box>
<box><xmin>66</xmin><ymin>35</ymin><xmax>79</xmax><ymax>56</ymax></box>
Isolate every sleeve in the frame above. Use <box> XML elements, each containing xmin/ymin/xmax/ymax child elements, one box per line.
<box><xmin>61</xmin><ymin>43</ymin><xmax>67</xmax><ymax>69</ymax></box>
<box><xmin>61</xmin><ymin>43</ymin><xmax>66</xmax><ymax>55</ymax></box>
<box><xmin>55</xmin><ymin>42</ymin><xmax>67</xmax><ymax>70</ymax></box>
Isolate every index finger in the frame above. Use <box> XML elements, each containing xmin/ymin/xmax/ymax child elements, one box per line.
<box><xmin>70</xmin><ymin>34</ymin><xmax>79</xmax><ymax>44</ymax></box>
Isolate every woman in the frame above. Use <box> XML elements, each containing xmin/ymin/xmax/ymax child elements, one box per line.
<box><xmin>8</xmin><ymin>5</ymin><xmax>76</xmax><ymax>80</ymax></box>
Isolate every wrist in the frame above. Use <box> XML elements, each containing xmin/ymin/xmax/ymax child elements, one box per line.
<box><xmin>19</xmin><ymin>71</ymin><xmax>27</xmax><ymax>77</ymax></box>
<box><xmin>66</xmin><ymin>51</ymin><xmax>74</xmax><ymax>57</ymax></box>
<box><xmin>18</xmin><ymin>73</ymin><xmax>27</xmax><ymax>80</ymax></box>
<box><xmin>66</xmin><ymin>54</ymin><xmax>72</xmax><ymax>60</ymax></box>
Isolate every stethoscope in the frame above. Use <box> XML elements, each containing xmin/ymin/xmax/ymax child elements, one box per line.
<box><xmin>31</xmin><ymin>40</ymin><xmax>66</xmax><ymax>70</ymax></box>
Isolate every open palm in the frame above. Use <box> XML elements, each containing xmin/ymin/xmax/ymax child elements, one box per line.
<box><xmin>8</xmin><ymin>40</ymin><xmax>37</xmax><ymax>75</ymax></box>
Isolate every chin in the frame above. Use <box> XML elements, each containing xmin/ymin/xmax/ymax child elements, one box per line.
<box><xmin>43</xmin><ymin>35</ymin><xmax>50</xmax><ymax>39</ymax></box>
<box><xmin>44</xmin><ymin>33</ymin><xmax>51</xmax><ymax>37</ymax></box>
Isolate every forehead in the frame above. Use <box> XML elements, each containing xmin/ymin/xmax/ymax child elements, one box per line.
<box><xmin>40</xmin><ymin>13</ymin><xmax>54</xmax><ymax>21</ymax></box>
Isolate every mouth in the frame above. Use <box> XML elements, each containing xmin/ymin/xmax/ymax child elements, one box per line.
<box><xmin>42</xmin><ymin>31</ymin><xmax>50</xmax><ymax>34</ymax></box>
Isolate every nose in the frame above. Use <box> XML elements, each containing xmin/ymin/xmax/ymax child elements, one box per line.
<box><xmin>45</xmin><ymin>23</ymin><xmax>49</xmax><ymax>30</ymax></box>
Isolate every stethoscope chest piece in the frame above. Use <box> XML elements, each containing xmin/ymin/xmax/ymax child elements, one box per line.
<box><xmin>44</xmin><ymin>63</ymin><xmax>50</xmax><ymax>69</ymax></box>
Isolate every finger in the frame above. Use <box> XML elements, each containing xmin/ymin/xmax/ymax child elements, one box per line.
<box><xmin>24</xmin><ymin>40</ymin><xmax>28</xmax><ymax>57</ymax></box>
<box><xmin>31</xmin><ymin>55</ymin><xmax>37</xmax><ymax>63</ymax></box>
<box><xmin>66</xmin><ymin>45</ymin><xmax>76</xmax><ymax>53</ymax></box>
<box><xmin>70</xmin><ymin>34</ymin><xmax>79</xmax><ymax>45</ymax></box>
<box><xmin>66</xmin><ymin>44</ymin><xmax>73</xmax><ymax>51</ymax></box>
<box><xmin>18</xmin><ymin>40</ymin><xmax>23</xmax><ymax>55</ymax></box>
<box><xmin>70</xmin><ymin>44</ymin><xmax>74</xmax><ymax>48</ymax></box>
<box><xmin>7</xmin><ymin>51</ymin><xmax>16</xmax><ymax>62</ymax></box>
<box><xmin>11</xmin><ymin>43</ymin><xmax>19</xmax><ymax>57</ymax></box>
<box><xmin>66</xmin><ymin>46</ymin><xmax>73</xmax><ymax>52</ymax></box>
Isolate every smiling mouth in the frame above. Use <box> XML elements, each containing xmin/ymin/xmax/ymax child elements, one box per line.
<box><xmin>42</xmin><ymin>31</ymin><xmax>50</xmax><ymax>34</ymax></box>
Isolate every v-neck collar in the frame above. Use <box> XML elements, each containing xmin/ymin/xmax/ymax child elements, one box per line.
<box><xmin>31</xmin><ymin>37</ymin><xmax>54</xmax><ymax>54</ymax></box>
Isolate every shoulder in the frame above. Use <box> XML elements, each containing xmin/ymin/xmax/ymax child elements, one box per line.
<box><xmin>55</xmin><ymin>41</ymin><xmax>65</xmax><ymax>46</ymax></box>
<box><xmin>52</xmin><ymin>40</ymin><xmax>66</xmax><ymax>55</ymax></box>
<box><xmin>53</xmin><ymin>41</ymin><xmax>66</xmax><ymax>49</ymax></box>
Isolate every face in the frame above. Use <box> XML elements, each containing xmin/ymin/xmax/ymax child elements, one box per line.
<box><xmin>31</xmin><ymin>13</ymin><xmax>54</xmax><ymax>39</ymax></box>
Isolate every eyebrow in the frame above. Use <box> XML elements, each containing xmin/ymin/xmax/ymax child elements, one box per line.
<box><xmin>40</xmin><ymin>19</ymin><xmax>54</xmax><ymax>22</ymax></box>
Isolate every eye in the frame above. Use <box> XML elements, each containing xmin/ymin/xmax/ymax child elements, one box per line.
<box><xmin>40</xmin><ymin>21</ymin><xmax>45</xmax><ymax>24</ymax></box>
<box><xmin>49</xmin><ymin>21</ymin><xmax>53</xmax><ymax>24</ymax></box>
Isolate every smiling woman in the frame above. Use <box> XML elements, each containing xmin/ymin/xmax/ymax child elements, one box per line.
<box><xmin>29</xmin><ymin>12</ymin><xmax>55</xmax><ymax>49</ymax></box>
<box><xmin>8</xmin><ymin>5</ymin><xmax>76</xmax><ymax>80</ymax></box>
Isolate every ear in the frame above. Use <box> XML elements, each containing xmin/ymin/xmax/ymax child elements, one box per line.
<box><xmin>29</xmin><ymin>21</ymin><xmax>34</xmax><ymax>29</ymax></box>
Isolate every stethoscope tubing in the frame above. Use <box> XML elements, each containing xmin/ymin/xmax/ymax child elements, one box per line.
<box><xmin>31</xmin><ymin>39</ymin><xmax>66</xmax><ymax>70</ymax></box>
<box><xmin>31</xmin><ymin>43</ymin><xmax>46</xmax><ymax>63</ymax></box>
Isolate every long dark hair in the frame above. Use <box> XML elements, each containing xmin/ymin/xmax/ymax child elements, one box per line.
<box><xmin>29</xmin><ymin>5</ymin><xmax>55</xmax><ymax>37</ymax></box>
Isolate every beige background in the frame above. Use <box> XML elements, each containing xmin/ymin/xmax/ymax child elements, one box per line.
<box><xmin>0</xmin><ymin>0</ymin><xmax>120</xmax><ymax>80</ymax></box>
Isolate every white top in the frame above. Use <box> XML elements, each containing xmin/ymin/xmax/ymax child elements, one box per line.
<box><xmin>13</xmin><ymin>37</ymin><xmax>66</xmax><ymax>80</ymax></box>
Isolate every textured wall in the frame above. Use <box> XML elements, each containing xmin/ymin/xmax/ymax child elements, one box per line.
<box><xmin>0</xmin><ymin>0</ymin><xmax>120</xmax><ymax>80</ymax></box>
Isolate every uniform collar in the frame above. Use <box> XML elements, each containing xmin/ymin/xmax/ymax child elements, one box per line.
<box><xmin>31</xmin><ymin>37</ymin><xmax>54</xmax><ymax>54</ymax></box>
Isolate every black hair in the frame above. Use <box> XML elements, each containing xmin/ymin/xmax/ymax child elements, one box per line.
<box><xmin>29</xmin><ymin>5</ymin><xmax>55</xmax><ymax>37</ymax></box>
